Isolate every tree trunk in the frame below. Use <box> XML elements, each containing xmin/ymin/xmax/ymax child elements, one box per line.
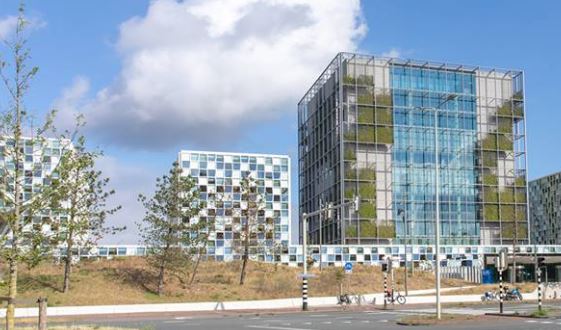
<box><xmin>63</xmin><ymin>238</ymin><xmax>73</xmax><ymax>293</ymax></box>
<box><xmin>189</xmin><ymin>249</ymin><xmax>202</xmax><ymax>286</ymax></box>
<box><xmin>239</xmin><ymin>221</ymin><xmax>250</xmax><ymax>285</ymax></box>
<box><xmin>157</xmin><ymin>263</ymin><xmax>165</xmax><ymax>296</ymax></box>
<box><xmin>6</xmin><ymin>257</ymin><xmax>17</xmax><ymax>330</ymax></box>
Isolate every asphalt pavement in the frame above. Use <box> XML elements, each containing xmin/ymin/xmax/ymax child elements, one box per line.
<box><xmin>49</xmin><ymin>302</ymin><xmax>561</xmax><ymax>330</ymax></box>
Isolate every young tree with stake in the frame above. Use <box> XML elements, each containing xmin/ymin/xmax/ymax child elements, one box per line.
<box><xmin>0</xmin><ymin>4</ymin><xmax>60</xmax><ymax>329</ymax></box>
<box><xmin>138</xmin><ymin>162</ymin><xmax>209</xmax><ymax>295</ymax></box>
<box><xmin>238</xmin><ymin>173</ymin><xmax>265</xmax><ymax>285</ymax></box>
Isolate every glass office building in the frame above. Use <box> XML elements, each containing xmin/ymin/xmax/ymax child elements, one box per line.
<box><xmin>0</xmin><ymin>137</ymin><xmax>72</xmax><ymax>236</ymax></box>
<box><xmin>530</xmin><ymin>172</ymin><xmax>561</xmax><ymax>244</ymax></box>
<box><xmin>298</xmin><ymin>53</ymin><xmax>528</xmax><ymax>246</ymax></box>
<box><xmin>178</xmin><ymin>150</ymin><xmax>291</xmax><ymax>261</ymax></box>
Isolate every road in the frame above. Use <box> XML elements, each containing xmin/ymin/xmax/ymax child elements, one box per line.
<box><xmin>49</xmin><ymin>302</ymin><xmax>561</xmax><ymax>330</ymax></box>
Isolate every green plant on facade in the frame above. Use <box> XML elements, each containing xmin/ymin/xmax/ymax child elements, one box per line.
<box><xmin>346</xmin><ymin>226</ymin><xmax>357</xmax><ymax>238</ymax></box>
<box><xmin>359</xmin><ymin>202</ymin><xmax>376</xmax><ymax>219</ymax></box>
<box><xmin>344</xmin><ymin>129</ymin><xmax>356</xmax><ymax>141</ymax></box>
<box><xmin>376</xmin><ymin>108</ymin><xmax>392</xmax><ymax>125</ymax></box>
<box><xmin>514</xmin><ymin>176</ymin><xmax>526</xmax><ymax>187</ymax></box>
<box><xmin>497</xmin><ymin>134</ymin><xmax>513</xmax><ymax>151</ymax></box>
<box><xmin>376</xmin><ymin>126</ymin><xmax>393</xmax><ymax>144</ymax></box>
<box><xmin>501</xmin><ymin>223</ymin><xmax>527</xmax><ymax>239</ymax></box>
<box><xmin>358</xmin><ymin>106</ymin><xmax>374</xmax><ymax>124</ymax></box>
<box><xmin>500</xmin><ymin>205</ymin><xmax>515</xmax><ymax>220</ymax></box>
<box><xmin>376</xmin><ymin>94</ymin><xmax>392</xmax><ymax>107</ymax></box>
<box><xmin>359</xmin><ymin>221</ymin><xmax>377</xmax><ymax>238</ymax></box>
<box><xmin>344</xmin><ymin>187</ymin><xmax>356</xmax><ymax>199</ymax></box>
<box><xmin>357</xmin><ymin>92</ymin><xmax>374</xmax><ymax>104</ymax></box>
<box><xmin>343</xmin><ymin>75</ymin><xmax>356</xmax><ymax>85</ymax></box>
<box><xmin>356</xmin><ymin>74</ymin><xmax>374</xmax><ymax>85</ymax></box>
<box><xmin>499</xmin><ymin>188</ymin><xmax>515</xmax><ymax>203</ymax></box>
<box><xmin>513</xmin><ymin>91</ymin><xmax>524</xmax><ymax>100</ymax></box>
<box><xmin>378</xmin><ymin>223</ymin><xmax>395</xmax><ymax>238</ymax></box>
<box><xmin>358</xmin><ymin>168</ymin><xmax>376</xmax><ymax>181</ymax></box>
<box><xmin>359</xmin><ymin>183</ymin><xmax>375</xmax><ymax>199</ymax></box>
<box><xmin>345</xmin><ymin>168</ymin><xmax>356</xmax><ymax>180</ymax></box>
<box><xmin>498</xmin><ymin>118</ymin><xmax>513</xmax><ymax>134</ymax></box>
<box><xmin>482</xmin><ymin>151</ymin><xmax>497</xmax><ymax>168</ymax></box>
<box><xmin>516</xmin><ymin>206</ymin><xmax>527</xmax><ymax>221</ymax></box>
<box><xmin>482</xmin><ymin>134</ymin><xmax>497</xmax><ymax>150</ymax></box>
<box><xmin>344</xmin><ymin>148</ymin><xmax>356</xmax><ymax>161</ymax></box>
<box><xmin>357</xmin><ymin>126</ymin><xmax>375</xmax><ymax>143</ymax></box>
<box><xmin>484</xmin><ymin>204</ymin><xmax>499</xmax><ymax>221</ymax></box>
<box><xmin>483</xmin><ymin>174</ymin><xmax>498</xmax><ymax>186</ymax></box>
<box><xmin>484</xmin><ymin>187</ymin><xmax>498</xmax><ymax>203</ymax></box>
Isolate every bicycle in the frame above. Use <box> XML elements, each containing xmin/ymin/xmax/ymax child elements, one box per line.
<box><xmin>337</xmin><ymin>293</ymin><xmax>352</xmax><ymax>310</ymax></box>
<box><xmin>385</xmin><ymin>289</ymin><xmax>406</xmax><ymax>305</ymax></box>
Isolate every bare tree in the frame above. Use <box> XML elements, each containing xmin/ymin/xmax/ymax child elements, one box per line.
<box><xmin>138</xmin><ymin>162</ymin><xmax>208</xmax><ymax>295</ymax></box>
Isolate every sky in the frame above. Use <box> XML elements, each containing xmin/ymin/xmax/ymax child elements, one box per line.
<box><xmin>0</xmin><ymin>0</ymin><xmax>559</xmax><ymax>244</ymax></box>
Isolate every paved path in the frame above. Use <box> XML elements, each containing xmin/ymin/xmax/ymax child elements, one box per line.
<box><xmin>47</xmin><ymin>303</ymin><xmax>561</xmax><ymax>330</ymax></box>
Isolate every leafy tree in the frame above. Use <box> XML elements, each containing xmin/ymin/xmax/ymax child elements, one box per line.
<box><xmin>238</xmin><ymin>173</ymin><xmax>265</xmax><ymax>285</ymax></box>
<box><xmin>48</xmin><ymin>125</ymin><xmax>123</xmax><ymax>293</ymax></box>
<box><xmin>0</xmin><ymin>4</ymin><xmax>59</xmax><ymax>328</ymax></box>
<box><xmin>138</xmin><ymin>162</ymin><xmax>208</xmax><ymax>295</ymax></box>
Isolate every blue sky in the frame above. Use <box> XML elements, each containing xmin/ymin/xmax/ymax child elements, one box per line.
<box><xmin>0</xmin><ymin>0</ymin><xmax>559</xmax><ymax>243</ymax></box>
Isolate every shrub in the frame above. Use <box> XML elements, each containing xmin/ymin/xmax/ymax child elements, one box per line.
<box><xmin>378</xmin><ymin>224</ymin><xmax>395</xmax><ymax>238</ymax></box>
<box><xmin>359</xmin><ymin>203</ymin><xmax>376</xmax><ymax>219</ymax></box>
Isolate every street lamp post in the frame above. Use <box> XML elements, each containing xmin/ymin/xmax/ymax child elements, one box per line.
<box><xmin>398</xmin><ymin>209</ymin><xmax>408</xmax><ymax>296</ymax></box>
<box><xmin>301</xmin><ymin>196</ymin><xmax>360</xmax><ymax>311</ymax></box>
<box><xmin>433</xmin><ymin>108</ymin><xmax>442</xmax><ymax>320</ymax></box>
<box><xmin>319</xmin><ymin>199</ymin><xmax>323</xmax><ymax>271</ymax></box>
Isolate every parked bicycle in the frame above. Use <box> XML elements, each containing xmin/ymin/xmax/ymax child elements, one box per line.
<box><xmin>385</xmin><ymin>289</ymin><xmax>406</xmax><ymax>305</ymax></box>
<box><xmin>504</xmin><ymin>286</ymin><xmax>523</xmax><ymax>301</ymax></box>
<box><xmin>481</xmin><ymin>290</ymin><xmax>499</xmax><ymax>302</ymax></box>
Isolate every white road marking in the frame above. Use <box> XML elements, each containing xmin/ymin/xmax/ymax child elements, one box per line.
<box><xmin>361</xmin><ymin>320</ymin><xmax>370</xmax><ymax>323</ymax></box>
<box><xmin>174</xmin><ymin>316</ymin><xmax>192</xmax><ymax>320</ymax></box>
<box><xmin>342</xmin><ymin>320</ymin><xmax>352</xmax><ymax>324</ymax></box>
<box><xmin>526</xmin><ymin>320</ymin><xmax>537</xmax><ymax>323</ymax></box>
<box><xmin>310</xmin><ymin>314</ymin><xmax>328</xmax><ymax>317</ymax></box>
<box><xmin>379</xmin><ymin>320</ymin><xmax>388</xmax><ymax>323</ymax></box>
<box><xmin>541</xmin><ymin>321</ymin><xmax>553</xmax><ymax>324</ymax></box>
<box><xmin>247</xmin><ymin>326</ymin><xmax>313</xmax><ymax>330</ymax></box>
<box><xmin>322</xmin><ymin>321</ymin><xmax>332</xmax><ymax>324</ymax></box>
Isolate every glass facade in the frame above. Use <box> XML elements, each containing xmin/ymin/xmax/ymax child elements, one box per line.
<box><xmin>298</xmin><ymin>53</ymin><xmax>528</xmax><ymax>246</ymax></box>
<box><xmin>0</xmin><ymin>137</ymin><xmax>71</xmax><ymax>236</ymax></box>
<box><xmin>529</xmin><ymin>172</ymin><xmax>561</xmax><ymax>244</ymax></box>
<box><xmin>178</xmin><ymin>151</ymin><xmax>291</xmax><ymax>261</ymax></box>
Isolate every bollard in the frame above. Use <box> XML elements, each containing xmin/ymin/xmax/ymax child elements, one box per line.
<box><xmin>302</xmin><ymin>278</ymin><xmax>308</xmax><ymax>311</ymax></box>
<box><xmin>537</xmin><ymin>269</ymin><xmax>542</xmax><ymax>312</ymax></box>
<box><xmin>37</xmin><ymin>297</ymin><xmax>47</xmax><ymax>330</ymax></box>
<box><xmin>383</xmin><ymin>272</ymin><xmax>387</xmax><ymax>309</ymax></box>
<box><xmin>499</xmin><ymin>270</ymin><xmax>503</xmax><ymax>314</ymax></box>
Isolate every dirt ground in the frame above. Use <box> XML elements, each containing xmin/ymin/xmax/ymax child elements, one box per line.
<box><xmin>0</xmin><ymin>257</ymin><xmax>470</xmax><ymax>307</ymax></box>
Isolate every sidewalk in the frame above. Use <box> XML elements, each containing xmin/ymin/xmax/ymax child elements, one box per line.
<box><xmin>2</xmin><ymin>286</ymin><xmax>521</xmax><ymax>318</ymax></box>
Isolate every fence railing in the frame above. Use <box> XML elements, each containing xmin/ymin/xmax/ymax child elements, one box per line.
<box><xmin>440</xmin><ymin>266</ymin><xmax>482</xmax><ymax>284</ymax></box>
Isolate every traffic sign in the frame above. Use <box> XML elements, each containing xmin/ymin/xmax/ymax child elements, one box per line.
<box><xmin>344</xmin><ymin>262</ymin><xmax>353</xmax><ymax>273</ymax></box>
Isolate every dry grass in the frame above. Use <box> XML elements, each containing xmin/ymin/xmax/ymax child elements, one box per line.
<box><xmin>0</xmin><ymin>257</ymin><xmax>469</xmax><ymax>307</ymax></box>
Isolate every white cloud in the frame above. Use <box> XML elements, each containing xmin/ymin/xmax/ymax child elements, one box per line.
<box><xmin>53</xmin><ymin>76</ymin><xmax>90</xmax><ymax>132</ymax></box>
<box><xmin>0</xmin><ymin>16</ymin><xmax>17</xmax><ymax>40</ymax></box>
<box><xmin>73</xmin><ymin>0</ymin><xmax>366</xmax><ymax>150</ymax></box>
<box><xmin>95</xmin><ymin>154</ymin><xmax>163</xmax><ymax>244</ymax></box>
<box><xmin>382</xmin><ymin>48</ymin><xmax>401</xmax><ymax>58</ymax></box>
<box><xmin>0</xmin><ymin>15</ymin><xmax>46</xmax><ymax>40</ymax></box>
